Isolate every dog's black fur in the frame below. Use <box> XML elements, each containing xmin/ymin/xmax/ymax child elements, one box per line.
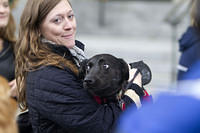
<box><xmin>79</xmin><ymin>54</ymin><xmax>152</xmax><ymax>102</ymax></box>
<box><xmin>79</xmin><ymin>54</ymin><xmax>129</xmax><ymax>101</ymax></box>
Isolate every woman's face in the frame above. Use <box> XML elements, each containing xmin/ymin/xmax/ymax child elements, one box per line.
<box><xmin>40</xmin><ymin>0</ymin><xmax>76</xmax><ymax>48</ymax></box>
<box><xmin>0</xmin><ymin>0</ymin><xmax>10</xmax><ymax>27</ymax></box>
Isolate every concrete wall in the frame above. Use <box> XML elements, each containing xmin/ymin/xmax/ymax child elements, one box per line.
<box><xmin>70</xmin><ymin>0</ymin><xmax>190</xmax><ymax>39</ymax></box>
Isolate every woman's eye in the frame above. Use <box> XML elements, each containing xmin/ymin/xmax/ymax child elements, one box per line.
<box><xmin>68</xmin><ymin>14</ymin><xmax>74</xmax><ymax>19</ymax></box>
<box><xmin>53</xmin><ymin>17</ymin><xmax>63</xmax><ymax>24</ymax></box>
<box><xmin>3</xmin><ymin>2</ymin><xmax>9</xmax><ymax>7</ymax></box>
<box><xmin>103</xmin><ymin>64</ymin><xmax>109</xmax><ymax>69</ymax></box>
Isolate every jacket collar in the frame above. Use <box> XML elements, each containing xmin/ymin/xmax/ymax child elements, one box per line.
<box><xmin>41</xmin><ymin>38</ymin><xmax>85</xmax><ymax>57</ymax></box>
<box><xmin>42</xmin><ymin>39</ymin><xmax>86</xmax><ymax>67</ymax></box>
<box><xmin>179</xmin><ymin>26</ymin><xmax>200</xmax><ymax>52</ymax></box>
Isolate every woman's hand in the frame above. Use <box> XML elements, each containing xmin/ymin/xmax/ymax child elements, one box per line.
<box><xmin>8</xmin><ymin>79</ymin><xmax>18</xmax><ymax>98</ymax></box>
<box><xmin>123</xmin><ymin>66</ymin><xmax>143</xmax><ymax>108</ymax></box>
<box><xmin>128</xmin><ymin>66</ymin><xmax>142</xmax><ymax>87</ymax></box>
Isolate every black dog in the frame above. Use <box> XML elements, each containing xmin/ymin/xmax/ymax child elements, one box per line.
<box><xmin>79</xmin><ymin>54</ymin><xmax>152</xmax><ymax>102</ymax></box>
<box><xmin>79</xmin><ymin>54</ymin><xmax>129</xmax><ymax>101</ymax></box>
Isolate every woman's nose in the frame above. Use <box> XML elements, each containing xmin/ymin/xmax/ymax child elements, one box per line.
<box><xmin>0</xmin><ymin>6</ymin><xmax>5</xmax><ymax>13</ymax></box>
<box><xmin>63</xmin><ymin>19</ymin><xmax>73</xmax><ymax>30</ymax></box>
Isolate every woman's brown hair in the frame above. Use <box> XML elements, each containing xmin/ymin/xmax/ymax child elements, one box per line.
<box><xmin>191</xmin><ymin>0</ymin><xmax>200</xmax><ymax>31</ymax></box>
<box><xmin>15</xmin><ymin>0</ymin><xmax>78</xmax><ymax>111</ymax></box>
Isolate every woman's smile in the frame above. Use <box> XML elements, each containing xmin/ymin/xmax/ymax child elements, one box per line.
<box><xmin>61</xmin><ymin>34</ymin><xmax>73</xmax><ymax>39</ymax></box>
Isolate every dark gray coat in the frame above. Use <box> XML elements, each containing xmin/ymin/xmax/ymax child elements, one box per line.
<box><xmin>26</xmin><ymin>41</ymin><xmax>136</xmax><ymax>133</ymax></box>
<box><xmin>0</xmin><ymin>40</ymin><xmax>15</xmax><ymax>81</ymax></box>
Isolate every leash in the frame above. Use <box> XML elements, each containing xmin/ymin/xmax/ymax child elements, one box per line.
<box><xmin>125</xmin><ymin>69</ymin><xmax>140</xmax><ymax>90</ymax></box>
<box><xmin>117</xmin><ymin>69</ymin><xmax>140</xmax><ymax>111</ymax></box>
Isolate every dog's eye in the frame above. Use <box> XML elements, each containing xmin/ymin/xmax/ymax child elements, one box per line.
<box><xmin>86</xmin><ymin>65</ymin><xmax>91</xmax><ymax>74</ymax></box>
<box><xmin>86</xmin><ymin>65</ymin><xmax>90</xmax><ymax>71</ymax></box>
<box><xmin>103</xmin><ymin>64</ymin><xmax>109</xmax><ymax>69</ymax></box>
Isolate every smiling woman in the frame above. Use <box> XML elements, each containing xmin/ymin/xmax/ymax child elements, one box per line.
<box><xmin>15</xmin><ymin>0</ymin><xmax>143</xmax><ymax>132</ymax></box>
<box><xmin>0</xmin><ymin>0</ymin><xmax>17</xmax><ymax>98</ymax></box>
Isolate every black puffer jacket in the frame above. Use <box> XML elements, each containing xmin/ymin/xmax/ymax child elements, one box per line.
<box><xmin>0</xmin><ymin>40</ymin><xmax>15</xmax><ymax>81</ymax></box>
<box><xmin>26</xmin><ymin>41</ymin><xmax>136</xmax><ymax>133</ymax></box>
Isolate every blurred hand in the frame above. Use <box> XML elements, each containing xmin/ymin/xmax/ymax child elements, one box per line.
<box><xmin>129</xmin><ymin>65</ymin><xmax>142</xmax><ymax>87</ymax></box>
<box><xmin>8</xmin><ymin>79</ymin><xmax>18</xmax><ymax>98</ymax></box>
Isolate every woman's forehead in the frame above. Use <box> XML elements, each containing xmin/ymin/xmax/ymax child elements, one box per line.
<box><xmin>0</xmin><ymin>0</ymin><xmax>9</xmax><ymax>3</ymax></box>
<box><xmin>46</xmin><ymin>0</ymin><xmax>72</xmax><ymax>17</ymax></box>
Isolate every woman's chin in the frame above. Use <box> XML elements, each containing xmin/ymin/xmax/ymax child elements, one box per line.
<box><xmin>62</xmin><ymin>40</ymin><xmax>75</xmax><ymax>48</ymax></box>
<box><xmin>0</xmin><ymin>21</ymin><xmax>8</xmax><ymax>28</ymax></box>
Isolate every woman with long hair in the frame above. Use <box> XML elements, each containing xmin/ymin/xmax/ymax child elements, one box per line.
<box><xmin>0</xmin><ymin>0</ymin><xmax>17</xmax><ymax>98</ymax></box>
<box><xmin>15</xmin><ymin>0</ymin><xmax>143</xmax><ymax>132</ymax></box>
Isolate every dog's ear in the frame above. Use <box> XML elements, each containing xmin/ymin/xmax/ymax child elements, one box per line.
<box><xmin>118</xmin><ymin>58</ymin><xmax>129</xmax><ymax>81</ymax></box>
<box><xmin>79</xmin><ymin>59</ymin><xmax>88</xmax><ymax>79</ymax></box>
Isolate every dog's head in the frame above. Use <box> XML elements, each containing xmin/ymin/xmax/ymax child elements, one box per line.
<box><xmin>79</xmin><ymin>54</ymin><xmax>129</xmax><ymax>98</ymax></box>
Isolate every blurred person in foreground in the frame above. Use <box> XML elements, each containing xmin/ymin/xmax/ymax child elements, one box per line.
<box><xmin>15</xmin><ymin>0</ymin><xmax>145</xmax><ymax>132</ymax></box>
<box><xmin>0</xmin><ymin>0</ymin><xmax>18</xmax><ymax>98</ymax></box>
<box><xmin>116</xmin><ymin>93</ymin><xmax>200</xmax><ymax>133</ymax></box>
<box><xmin>0</xmin><ymin>76</ymin><xmax>18</xmax><ymax>133</ymax></box>
<box><xmin>116</xmin><ymin>59</ymin><xmax>200</xmax><ymax>133</ymax></box>
<box><xmin>177</xmin><ymin>0</ymin><xmax>200</xmax><ymax>81</ymax></box>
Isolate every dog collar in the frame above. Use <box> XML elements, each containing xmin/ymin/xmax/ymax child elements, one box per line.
<box><xmin>118</xmin><ymin>99</ymin><xmax>126</xmax><ymax>111</ymax></box>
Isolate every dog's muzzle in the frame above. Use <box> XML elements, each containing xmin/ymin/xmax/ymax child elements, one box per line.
<box><xmin>83</xmin><ymin>78</ymin><xmax>95</xmax><ymax>88</ymax></box>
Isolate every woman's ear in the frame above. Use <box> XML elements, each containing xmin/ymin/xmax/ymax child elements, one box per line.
<box><xmin>79</xmin><ymin>59</ymin><xmax>88</xmax><ymax>79</ymax></box>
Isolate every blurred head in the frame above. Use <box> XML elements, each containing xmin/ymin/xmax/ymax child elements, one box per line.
<box><xmin>15</xmin><ymin>0</ymin><xmax>78</xmax><ymax>111</ymax></box>
<box><xmin>0</xmin><ymin>0</ymin><xmax>16</xmax><ymax>42</ymax></box>
<box><xmin>116</xmin><ymin>94</ymin><xmax>200</xmax><ymax>133</ymax></box>
<box><xmin>0</xmin><ymin>76</ymin><xmax>18</xmax><ymax>133</ymax></box>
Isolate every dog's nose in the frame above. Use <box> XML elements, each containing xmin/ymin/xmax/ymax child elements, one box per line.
<box><xmin>84</xmin><ymin>79</ymin><xmax>95</xmax><ymax>85</ymax></box>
